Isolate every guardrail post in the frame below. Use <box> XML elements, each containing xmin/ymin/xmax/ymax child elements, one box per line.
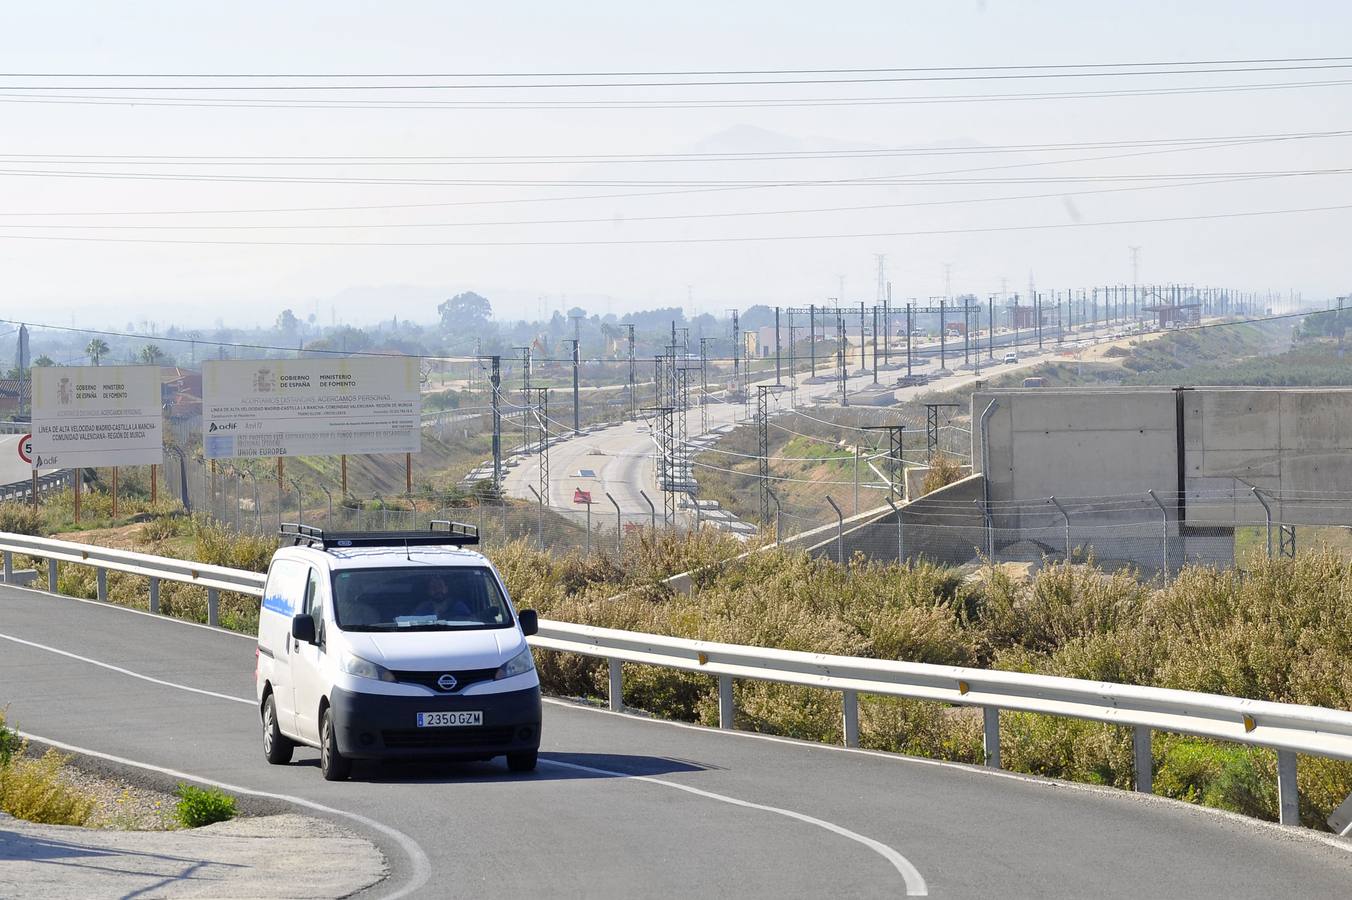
<box><xmin>148</xmin><ymin>576</ymin><xmax>160</xmax><ymax>615</ymax></box>
<box><xmin>2</xmin><ymin>550</ymin><xmax>11</xmax><ymax>584</ymax></box>
<box><xmin>608</xmin><ymin>659</ymin><xmax>623</xmax><ymax>712</ymax></box>
<box><xmin>982</xmin><ymin>707</ymin><xmax>1001</xmax><ymax>768</ymax></box>
<box><xmin>47</xmin><ymin>558</ymin><xmax>57</xmax><ymax>594</ymax></box>
<box><xmin>842</xmin><ymin>689</ymin><xmax>860</xmax><ymax>748</ymax></box>
<box><xmin>207</xmin><ymin>587</ymin><xmax>219</xmax><ymax>627</ymax></box>
<box><xmin>1133</xmin><ymin>726</ymin><xmax>1152</xmax><ymax>793</ymax></box>
<box><xmin>96</xmin><ymin>568</ymin><xmax>108</xmax><ymax>602</ymax></box>
<box><xmin>1277</xmin><ymin>750</ymin><xmax>1299</xmax><ymax>825</ymax></box>
<box><xmin>718</xmin><ymin>674</ymin><xmax>734</xmax><ymax>729</ymax></box>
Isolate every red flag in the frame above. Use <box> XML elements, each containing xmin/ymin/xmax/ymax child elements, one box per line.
<box><xmin>573</xmin><ymin>488</ymin><xmax>593</xmax><ymax>505</ymax></box>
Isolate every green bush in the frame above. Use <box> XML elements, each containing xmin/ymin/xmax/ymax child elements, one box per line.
<box><xmin>0</xmin><ymin>503</ymin><xmax>46</xmax><ymax>536</ymax></box>
<box><xmin>0</xmin><ymin>712</ymin><xmax>93</xmax><ymax>827</ymax></box>
<box><xmin>174</xmin><ymin>782</ymin><xmax>237</xmax><ymax>828</ymax></box>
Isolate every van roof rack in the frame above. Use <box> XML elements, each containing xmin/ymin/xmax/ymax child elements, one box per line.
<box><xmin>278</xmin><ymin>520</ymin><xmax>479</xmax><ymax>550</ymax></box>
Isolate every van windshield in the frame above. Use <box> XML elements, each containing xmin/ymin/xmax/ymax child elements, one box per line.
<box><xmin>331</xmin><ymin>566</ymin><xmax>513</xmax><ymax>632</ymax></box>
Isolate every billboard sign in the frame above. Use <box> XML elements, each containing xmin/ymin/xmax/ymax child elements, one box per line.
<box><xmin>202</xmin><ymin>357</ymin><xmax>421</xmax><ymax>460</ymax></box>
<box><xmin>31</xmin><ymin>365</ymin><xmax>164</xmax><ymax>468</ymax></box>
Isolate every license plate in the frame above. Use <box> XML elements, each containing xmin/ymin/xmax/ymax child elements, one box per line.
<box><xmin>416</xmin><ymin>711</ymin><xmax>482</xmax><ymax>728</ymax></box>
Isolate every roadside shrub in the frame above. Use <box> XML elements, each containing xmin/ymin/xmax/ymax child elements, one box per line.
<box><xmin>0</xmin><ymin>721</ymin><xmax>94</xmax><ymax>827</ymax></box>
<box><xmin>0</xmin><ymin>503</ymin><xmax>45</xmax><ymax>536</ymax></box>
<box><xmin>174</xmin><ymin>783</ymin><xmax>237</xmax><ymax>828</ymax></box>
<box><xmin>191</xmin><ymin>518</ymin><xmax>275</xmax><ymax>573</ymax></box>
<box><xmin>919</xmin><ymin>454</ymin><xmax>965</xmax><ymax>496</ymax></box>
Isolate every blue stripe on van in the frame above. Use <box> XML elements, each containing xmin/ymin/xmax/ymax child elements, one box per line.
<box><xmin>262</xmin><ymin>593</ymin><xmax>294</xmax><ymax>617</ymax></box>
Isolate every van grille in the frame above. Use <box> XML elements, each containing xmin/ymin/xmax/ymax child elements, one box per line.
<box><xmin>389</xmin><ymin>668</ymin><xmax>497</xmax><ymax>692</ymax></box>
<box><xmin>381</xmin><ymin>726</ymin><xmax>517</xmax><ymax>749</ymax></box>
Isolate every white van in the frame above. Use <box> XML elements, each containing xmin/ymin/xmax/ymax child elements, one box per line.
<box><xmin>255</xmin><ymin>522</ymin><xmax>541</xmax><ymax>781</ymax></box>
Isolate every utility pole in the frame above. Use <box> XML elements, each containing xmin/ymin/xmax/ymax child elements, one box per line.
<box><xmin>757</xmin><ymin>385</ymin><xmax>783</xmax><ymax>525</ymax></box>
<box><xmin>568</xmin><ymin>315</ymin><xmax>583</xmax><ymax>434</ymax></box>
<box><xmin>728</xmin><ymin>308</ymin><xmax>740</xmax><ymax>393</ymax></box>
<box><xmin>858</xmin><ymin>301</ymin><xmax>867</xmax><ymax>372</ymax></box>
<box><xmin>774</xmin><ymin>306</ymin><xmax>782</xmax><ymax>385</ymax></box>
<box><xmin>513</xmin><ymin>345</ymin><xmax>531</xmax><ymax>454</ymax></box>
<box><xmin>809</xmin><ymin>304</ymin><xmax>817</xmax><ymax>379</ymax></box>
<box><xmin>872</xmin><ymin>304</ymin><xmax>879</xmax><ymax>383</ymax></box>
<box><xmin>488</xmin><ymin>356</ymin><xmax>502</xmax><ymax>491</ymax></box>
<box><xmin>699</xmin><ymin>336</ymin><xmax>714</xmax><ymax>435</ymax></box>
<box><xmin>837</xmin><ymin>311</ymin><xmax>848</xmax><ymax>406</ymax></box>
<box><xmin>533</xmin><ymin>388</ymin><xmax>549</xmax><ymax>507</ymax></box>
<box><xmin>622</xmin><ymin>323</ymin><xmax>636</xmax><ymax>420</ymax></box>
<box><xmin>883</xmin><ymin>282</ymin><xmax>892</xmax><ymax>368</ymax></box>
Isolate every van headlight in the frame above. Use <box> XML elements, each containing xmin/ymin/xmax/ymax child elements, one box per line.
<box><xmin>339</xmin><ymin>652</ymin><xmax>398</xmax><ymax>683</ymax></box>
<box><xmin>494</xmin><ymin>647</ymin><xmax>535</xmax><ymax>680</ymax></box>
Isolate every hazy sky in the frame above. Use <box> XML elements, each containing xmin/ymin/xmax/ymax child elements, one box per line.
<box><xmin>1</xmin><ymin>1</ymin><xmax>1349</xmax><ymax>327</ymax></box>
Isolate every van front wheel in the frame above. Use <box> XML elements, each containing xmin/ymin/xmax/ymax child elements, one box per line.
<box><xmin>262</xmin><ymin>695</ymin><xmax>294</xmax><ymax>765</ymax></box>
<box><xmin>506</xmin><ymin>749</ymin><xmax>538</xmax><ymax>773</ymax></box>
<box><xmin>320</xmin><ymin>708</ymin><xmax>352</xmax><ymax>781</ymax></box>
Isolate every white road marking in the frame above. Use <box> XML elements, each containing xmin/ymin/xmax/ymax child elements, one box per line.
<box><xmin>543</xmin><ymin>757</ymin><xmax>928</xmax><ymax>896</ymax></box>
<box><xmin>0</xmin><ymin>631</ymin><xmax>254</xmax><ymax>706</ymax></box>
<box><xmin>13</xmin><ymin>729</ymin><xmax>430</xmax><ymax>900</ymax></box>
<box><xmin>7</xmin><ymin>630</ymin><xmax>927</xmax><ymax>894</ymax></box>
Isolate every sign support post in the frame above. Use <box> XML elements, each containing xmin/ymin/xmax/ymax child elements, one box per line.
<box><xmin>111</xmin><ymin>467</ymin><xmax>119</xmax><ymax>519</ymax></box>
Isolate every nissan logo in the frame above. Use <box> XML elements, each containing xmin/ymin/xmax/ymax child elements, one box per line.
<box><xmin>436</xmin><ymin>674</ymin><xmax>458</xmax><ymax>691</ymax></box>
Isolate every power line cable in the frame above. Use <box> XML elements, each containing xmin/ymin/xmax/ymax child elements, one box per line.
<box><xmin>4</xmin><ymin>199</ymin><xmax>1352</xmax><ymax>247</ymax></box>
<box><xmin>2</xmin><ymin>76</ymin><xmax>1350</xmax><ymax>111</ymax></box>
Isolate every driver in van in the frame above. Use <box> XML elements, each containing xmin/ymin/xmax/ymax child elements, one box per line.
<box><xmin>423</xmin><ymin>573</ymin><xmax>472</xmax><ymax>620</ymax></box>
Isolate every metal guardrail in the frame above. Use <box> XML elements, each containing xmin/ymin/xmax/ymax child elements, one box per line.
<box><xmin>532</xmin><ymin>620</ymin><xmax>1352</xmax><ymax>832</ymax></box>
<box><xmin>0</xmin><ymin>470</ymin><xmax>72</xmax><ymax>504</ymax></box>
<box><xmin>1</xmin><ymin>530</ymin><xmax>1348</xmax><ymax>833</ymax></box>
<box><xmin>0</xmin><ymin>532</ymin><xmax>265</xmax><ymax>627</ymax></box>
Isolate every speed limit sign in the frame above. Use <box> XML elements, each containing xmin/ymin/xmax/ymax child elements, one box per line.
<box><xmin>18</xmin><ymin>433</ymin><xmax>32</xmax><ymax>465</ymax></box>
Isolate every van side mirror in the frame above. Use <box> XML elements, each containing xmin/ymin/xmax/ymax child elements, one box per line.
<box><xmin>518</xmin><ymin>609</ymin><xmax>538</xmax><ymax>637</ymax></box>
<box><xmin>291</xmin><ymin>614</ymin><xmax>317</xmax><ymax>644</ymax></box>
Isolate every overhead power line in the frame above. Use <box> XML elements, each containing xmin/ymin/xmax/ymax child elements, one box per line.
<box><xmin>2</xmin><ymin>79</ymin><xmax>1351</xmax><ymax>110</ymax></box>
<box><xmin>4</xmin><ymin>56</ymin><xmax>1350</xmax><ymax>78</ymax></box>
<box><xmin>3</xmin><ymin>199</ymin><xmax>1352</xmax><ymax>247</ymax></box>
<box><xmin>8</xmin><ymin>61</ymin><xmax>1352</xmax><ymax>90</ymax></box>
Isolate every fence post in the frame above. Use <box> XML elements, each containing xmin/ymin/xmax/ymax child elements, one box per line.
<box><xmin>1133</xmin><ymin>726</ymin><xmax>1152</xmax><ymax>793</ymax></box>
<box><xmin>585</xmin><ymin>502</ymin><xmax>591</xmax><ymax>556</ymax></box>
<box><xmin>842</xmin><ymin>689</ymin><xmax>860</xmax><ymax>748</ymax></box>
<box><xmin>207</xmin><ymin>587</ymin><xmax>219</xmax><ymax>627</ymax></box>
<box><xmin>1147</xmin><ymin>489</ymin><xmax>1169</xmax><ymax>582</ymax></box>
<box><xmin>148</xmin><ymin>576</ymin><xmax>160</xmax><ymax>615</ymax></box>
<box><xmin>606</xmin><ymin>493</ymin><xmax>621</xmax><ymax>553</ymax></box>
<box><xmin>1278</xmin><ymin>750</ymin><xmax>1300</xmax><ymax>825</ymax></box>
<box><xmin>47</xmin><ymin>558</ymin><xmax>57</xmax><ymax>594</ymax></box>
<box><xmin>718</xmin><ymin>674</ymin><xmax>734</xmax><ymax>729</ymax></box>
<box><xmin>96</xmin><ymin>568</ymin><xmax>107</xmax><ymax>602</ymax></box>
<box><xmin>608</xmin><ymin>658</ymin><xmax>623</xmax><ymax>712</ymax></box>
<box><xmin>1050</xmin><ymin>496</ymin><xmax>1071</xmax><ymax>560</ymax></box>
<box><xmin>2</xmin><ymin>550</ymin><xmax>11</xmax><ymax>584</ymax></box>
<box><xmin>639</xmin><ymin>489</ymin><xmax>657</xmax><ymax>538</ymax></box>
<box><xmin>1251</xmin><ymin>487</ymin><xmax>1274</xmax><ymax>560</ymax></box>
<box><xmin>886</xmin><ymin>497</ymin><xmax>904</xmax><ymax>565</ymax></box>
<box><xmin>974</xmin><ymin>498</ymin><xmax>994</xmax><ymax>560</ymax></box>
<box><xmin>825</xmin><ymin>495</ymin><xmax>844</xmax><ymax>564</ymax></box>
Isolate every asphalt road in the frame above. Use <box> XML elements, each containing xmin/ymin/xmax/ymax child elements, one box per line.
<box><xmin>3</xmin><ymin>584</ymin><xmax>1351</xmax><ymax>899</ymax></box>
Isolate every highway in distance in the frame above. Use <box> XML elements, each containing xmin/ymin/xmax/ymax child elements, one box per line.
<box><xmin>3</xmin><ymin>584</ymin><xmax>1351</xmax><ymax>898</ymax></box>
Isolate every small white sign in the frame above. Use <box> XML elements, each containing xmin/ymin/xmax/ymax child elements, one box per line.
<box><xmin>31</xmin><ymin>366</ymin><xmax>164</xmax><ymax>468</ymax></box>
<box><xmin>202</xmin><ymin>357</ymin><xmax>421</xmax><ymax>460</ymax></box>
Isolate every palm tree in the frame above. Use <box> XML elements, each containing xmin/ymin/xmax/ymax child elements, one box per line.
<box><xmin>140</xmin><ymin>344</ymin><xmax>165</xmax><ymax>366</ymax></box>
<box><xmin>86</xmin><ymin>339</ymin><xmax>109</xmax><ymax>366</ymax></box>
